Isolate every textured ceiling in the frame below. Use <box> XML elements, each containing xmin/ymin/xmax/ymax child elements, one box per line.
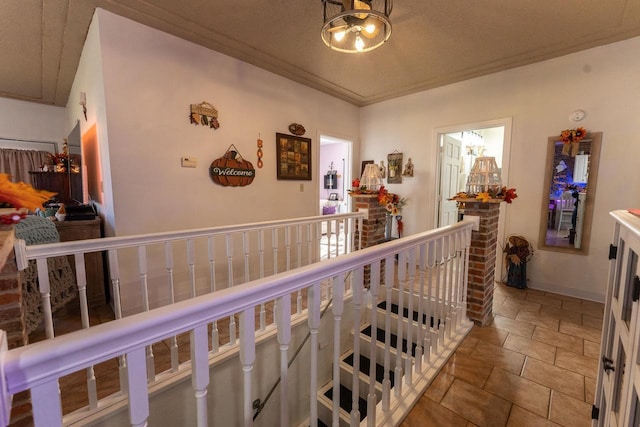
<box><xmin>3</xmin><ymin>0</ymin><xmax>640</xmax><ymax>107</ymax></box>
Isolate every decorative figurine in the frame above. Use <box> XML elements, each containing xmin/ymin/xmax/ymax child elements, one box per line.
<box><xmin>402</xmin><ymin>158</ymin><xmax>414</xmax><ymax>177</ymax></box>
<box><xmin>379</xmin><ymin>160</ymin><xmax>386</xmax><ymax>178</ymax></box>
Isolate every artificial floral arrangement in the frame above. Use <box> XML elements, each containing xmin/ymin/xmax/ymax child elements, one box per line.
<box><xmin>349</xmin><ymin>180</ymin><xmax>408</xmax><ymax>236</ymax></box>
<box><xmin>451</xmin><ymin>186</ymin><xmax>518</xmax><ymax>204</ymax></box>
<box><xmin>560</xmin><ymin>127</ymin><xmax>587</xmax><ymax>156</ymax></box>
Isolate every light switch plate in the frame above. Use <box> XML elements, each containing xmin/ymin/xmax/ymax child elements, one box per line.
<box><xmin>181</xmin><ymin>157</ymin><xmax>197</xmax><ymax>168</ymax></box>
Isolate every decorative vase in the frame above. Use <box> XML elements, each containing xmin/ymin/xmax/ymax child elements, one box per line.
<box><xmin>385</xmin><ymin>213</ymin><xmax>392</xmax><ymax>240</ymax></box>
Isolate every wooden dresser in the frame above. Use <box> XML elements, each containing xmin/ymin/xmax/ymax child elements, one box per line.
<box><xmin>54</xmin><ymin>218</ymin><xmax>106</xmax><ymax>306</ymax></box>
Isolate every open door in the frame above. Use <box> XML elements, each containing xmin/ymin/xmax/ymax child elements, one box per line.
<box><xmin>438</xmin><ymin>134</ymin><xmax>462</xmax><ymax>226</ymax></box>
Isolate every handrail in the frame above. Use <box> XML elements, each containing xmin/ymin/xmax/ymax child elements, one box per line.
<box><xmin>14</xmin><ymin>212</ymin><xmax>364</xmax><ymax>269</ymax></box>
<box><xmin>4</xmin><ymin>218</ymin><xmax>473</xmax><ymax>393</ymax></box>
<box><xmin>2</xmin><ymin>217</ymin><xmax>476</xmax><ymax>426</ymax></box>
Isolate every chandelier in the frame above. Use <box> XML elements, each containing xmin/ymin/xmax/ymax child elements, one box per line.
<box><xmin>321</xmin><ymin>0</ymin><xmax>393</xmax><ymax>53</ymax></box>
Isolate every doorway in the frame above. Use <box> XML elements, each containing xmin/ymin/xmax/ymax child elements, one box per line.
<box><xmin>319</xmin><ymin>135</ymin><xmax>352</xmax><ymax>215</ymax></box>
<box><xmin>435</xmin><ymin>118</ymin><xmax>513</xmax><ymax>281</ymax></box>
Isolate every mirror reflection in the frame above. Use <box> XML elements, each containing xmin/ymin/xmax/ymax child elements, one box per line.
<box><xmin>539</xmin><ymin>132</ymin><xmax>601</xmax><ymax>254</ymax></box>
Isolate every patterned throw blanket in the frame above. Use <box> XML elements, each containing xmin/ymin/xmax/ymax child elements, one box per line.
<box><xmin>15</xmin><ymin>216</ymin><xmax>77</xmax><ymax>334</ymax></box>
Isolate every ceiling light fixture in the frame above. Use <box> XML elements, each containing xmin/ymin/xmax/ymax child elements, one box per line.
<box><xmin>321</xmin><ymin>0</ymin><xmax>392</xmax><ymax>53</ymax></box>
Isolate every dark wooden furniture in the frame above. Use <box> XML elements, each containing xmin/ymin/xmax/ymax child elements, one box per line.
<box><xmin>55</xmin><ymin>218</ymin><xmax>106</xmax><ymax>306</ymax></box>
<box><xmin>29</xmin><ymin>171</ymin><xmax>81</xmax><ymax>203</ymax></box>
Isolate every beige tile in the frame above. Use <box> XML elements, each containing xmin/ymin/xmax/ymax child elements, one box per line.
<box><xmin>582</xmin><ymin>314</ymin><xmax>603</xmax><ymax>331</ymax></box>
<box><xmin>551</xmin><ymin>293</ymin><xmax>582</xmax><ymax>305</ymax></box>
<box><xmin>561</xmin><ymin>300</ymin><xmax>604</xmax><ymax>318</ymax></box>
<box><xmin>503</xmin><ymin>297</ymin><xmax>541</xmax><ymax>313</ymax></box>
<box><xmin>490</xmin><ymin>315</ymin><xmax>536</xmax><ymax>338</ymax></box>
<box><xmin>485</xmin><ymin>367</ymin><xmax>550</xmax><ymax>417</ymax></box>
<box><xmin>458</xmin><ymin>335</ymin><xmax>480</xmax><ymax>353</ymax></box>
<box><xmin>495</xmin><ymin>285</ymin><xmax>527</xmax><ymax>300</ymax></box>
<box><xmin>442</xmin><ymin>352</ymin><xmax>493</xmax><ymax>388</ymax></box>
<box><xmin>525</xmin><ymin>293</ymin><xmax>562</xmax><ymax>308</ymax></box>
<box><xmin>465</xmin><ymin>341</ymin><xmax>526</xmax><ymax>375</ymax></box>
<box><xmin>555</xmin><ymin>348</ymin><xmax>598</xmax><ymax>379</ymax></box>
<box><xmin>507</xmin><ymin>405</ymin><xmax>560</xmax><ymax>426</ymax></box>
<box><xmin>559</xmin><ymin>321</ymin><xmax>602</xmax><ymax>344</ymax></box>
<box><xmin>522</xmin><ymin>357</ymin><xmax>585</xmax><ymax>400</ymax></box>
<box><xmin>549</xmin><ymin>390</ymin><xmax>592</xmax><ymax>427</ymax></box>
<box><xmin>516</xmin><ymin>310</ymin><xmax>560</xmax><ymax>331</ymax></box>
<box><xmin>493</xmin><ymin>301</ymin><xmax>520</xmax><ymax>319</ymax></box>
<box><xmin>585</xmin><ymin>376</ymin><xmax>596</xmax><ymax>403</ymax></box>
<box><xmin>400</xmin><ymin>394</ymin><xmax>468</xmax><ymax>427</ymax></box>
<box><xmin>532</xmin><ymin>327</ymin><xmax>583</xmax><ymax>354</ymax></box>
<box><xmin>425</xmin><ymin>370</ymin><xmax>455</xmax><ymax>403</ymax></box>
<box><xmin>467</xmin><ymin>326</ymin><xmax>509</xmax><ymax>347</ymax></box>
<box><xmin>503</xmin><ymin>334</ymin><xmax>556</xmax><ymax>364</ymax></box>
<box><xmin>583</xmin><ymin>340</ymin><xmax>600</xmax><ymax>360</ymax></box>
<box><xmin>493</xmin><ymin>294</ymin><xmax>507</xmax><ymax>305</ymax></box>
<box><xmin>441</xmin><ymin>379</ymin><xmax>512</xmax><ymax>427</ymax></box>
<box><xmin>539</xmin><ymin>305</ymin><xmax>582</xmax><ymax>325</ymax></box>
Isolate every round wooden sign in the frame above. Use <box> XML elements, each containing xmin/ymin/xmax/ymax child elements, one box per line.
<box><xmin>210</xmin><ymin>146</ymin><xmax>255</xmax><ymax>187</ymax></box>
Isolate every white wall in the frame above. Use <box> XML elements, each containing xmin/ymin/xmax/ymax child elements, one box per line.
<box><xmin>92</xmin><ymin>9</ymin><xmax>360</xmax><ymax>237</ymax></box>
<box><xmin>360</xmin><ymin>36</ymin><xmax>640</xmax><ymax>301</ymax></box>
<box><xmin>0</xmin><ymin>98</ymin><xmax>66</xmax><ymax>149</ymax></box>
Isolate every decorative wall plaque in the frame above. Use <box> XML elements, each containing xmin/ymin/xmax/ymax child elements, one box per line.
<box><xmin>189</xmin><ymin>101</ymin><xmax>220</xmax><ymax>130</ymax></box>
<box><xmin>210</xmin><ymin>145</ymin><xmax>255</xmax><ymax>186</ymax></box>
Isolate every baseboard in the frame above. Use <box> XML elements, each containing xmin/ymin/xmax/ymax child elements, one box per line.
<box><xmin>525</xmin><ymin>280</ymin><xmax>605</xmax><ymax>303</ymax></box>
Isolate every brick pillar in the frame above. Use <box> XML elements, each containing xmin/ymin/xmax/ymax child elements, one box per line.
<box><xmin>460</xmin><ymin>201</ymin><xmax>501</xmax><ymax>326</ymax></box>
<box><xmin>0</xmin><ymin>229</ymin><xmax>32</xmax><ymax>426</ymax></box>
<box><xmin>351</xmin><ymin>194</ymin><xmax>388</xmax><ymax>285</ymax></box>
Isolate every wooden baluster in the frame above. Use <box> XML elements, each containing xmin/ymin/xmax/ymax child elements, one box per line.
<box><xmin>239</xmin><ymin>308</ymin><xmax>256</xmax><ymax>427</ymax></box>
<box><xmin>187</xmin><ymin>239</ymin><xmax>197</xmax><ymax>298</ymax></box>
<box><xmin>277</xmin><ymin>294</ymin><xmax>291</xmax><ymax>426</ymax></box>
<box><xmin>191</xmin><ymin>325</ymin><xmax>210</xmax><ymax>427</ymax></box>
<box><xmin>165</xmin><ymin>242</ymin><xmax>180</xmax><ymax>370</ymax></box>
<box><xmin>258</xmin><ymin>230</ymin><xmax>266</xmax><ymax>331</ymax></box>
<box><xmin>243</xmin><ymin>232</ymin><xmax>250</xmax><ymax>286</ymax></box>
<box><xmin>426</xmin><ymin>240</ymin><xmax>437</xmax><ymax>359</ymax></box>
<box><xmin>445</xmin><ymin>234</ymin><xmax>454</xmax><ymax>340</ymax></box>
<box><xmin>138</xmin><ymin>246</ymin><xmax>155</xmax><ymax>383</ymax></box>
<box><xmin>73</xmin><ymin>252</ymin><xmax>98</xmax><ymax>408</ymax></box>
<box><xmin>296</xmin><ymin>224</ymin><xmax>302</xmax><ymax>314</ymax></box>
<box><xmin>226</xmin><ymin>234</ymin><xmax>236</xmax><ymax>345</ymax></box>
<box><xmin>367</xmin><ymin>261</ymin><xmax>380</xmax><ymax>427</ymax></box>
<box><xmin>35</xmin><ymin>258</ymin><xmax>54</xmax><ymax>339</ymax></box>
<box><xmin>108</xmin><ymin>249</ymin><xmax>128</xmax><ymax>394</ymax></box>
<box><xmin>382</xmin><ymin>254</ymin><xmax>394</xmax><ymax>412</ymax></box>
<box><xmin>285</xmin><ymin>226</ymin><xmax>291</xmax><ymax>272</ymax></box>
<box><xmin>331</xmin><ymin>272</ymin><xmax>345</xmax><ymax>427</ymax></box>
<box><xmin>351</xmin><ymin>266</ymin><xmax>363</xmax><ymax>425</ymax></box>
<box><xmin>395</xmin><ymin>251</ymin><xmax>406</xmax><ymax>396</ymax></box>
<box><xmin>415</xmin><ymin>244</ymin><xmax>426</xmax><ymax>372</ymax></box>
<box><xmin>207</xmin><ymin>237</ymin><xmax>219</xmax><ymax>353</ymax></box>
<box><xmin>308</xmin><ymin>282</ymin><xmax>321</xmax><ymax>427</ymax></box>
<box><xmin>405</xmin><ymin>248</ymin><xmax>416</xmax><ymax>386</ymax></box>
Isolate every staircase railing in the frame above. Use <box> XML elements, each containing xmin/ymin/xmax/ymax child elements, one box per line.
<box><xmin>2</xmin><ymin>215</ymin><xmax>476</xmax><ymax>426</ymax></box>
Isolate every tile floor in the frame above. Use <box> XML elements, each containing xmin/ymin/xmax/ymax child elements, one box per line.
<box><xmin>401</xmin><ymin>282</ymin><xmax>604</xmax><ymax>427</ymax></box>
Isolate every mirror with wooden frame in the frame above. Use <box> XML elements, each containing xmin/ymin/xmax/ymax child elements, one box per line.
<box><xmin>538</xmin><ymin>132</ymin><xmax>602</xmax><ymax>255</ymax></box>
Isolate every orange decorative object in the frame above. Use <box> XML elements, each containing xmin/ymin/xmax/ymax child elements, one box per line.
<box><xmin>209</xmin><ymin>145</ymin><xmax>255</xmax><ymax>187</ymax></box>
<box><xmin>256</xmin><ymin>136</ymin><xmax>264</xmax><ymax>168</ymax></box>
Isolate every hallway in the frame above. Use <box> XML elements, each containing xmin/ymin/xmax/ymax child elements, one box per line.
<box><xmin>401</xmin><ymin>282</ymin><xmax>602</xmax><ymax>427</ymax></box>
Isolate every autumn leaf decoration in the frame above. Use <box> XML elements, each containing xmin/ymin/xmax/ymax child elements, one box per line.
<box><xmin>0</xmin><ymin>174</ymin><xmax>56</xmax><ymax>210</ymax></box>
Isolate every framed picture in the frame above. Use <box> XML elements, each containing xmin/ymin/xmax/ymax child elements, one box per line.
<box><xmin>276</xmin><ymin>133</ymin><xmax>312</xmax><ymax>180</ymax></box>
<box><xmin>329</xmin><ymin>192</ymin><xmax>338</xmax><ymax>201</ymax></box>
<box><xmin>387</xmin><ymin>151</ymin><xmax>403</xmax><ymax>184</ymax></box>
<box><xmin>360</xmin><ymin>160</ymin><xmax>374</xmax><ymax>177</ymax></box>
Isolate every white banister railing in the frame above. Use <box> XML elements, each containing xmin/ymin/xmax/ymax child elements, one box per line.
<box><xmin>3</xmin><ymin>216</ymin><xmax>476</xmax><ymax>426</ymax></box>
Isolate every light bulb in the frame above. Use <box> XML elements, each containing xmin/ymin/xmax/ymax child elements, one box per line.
<box><xmin>355</xmin><ymin>35</ymin><xmax>364</xmax><ymax>51</ymax></box>
<box><xmin>364</xmin><ymin>23</ymin><xmax>376</xmax><ymax>34</ymax></box>
<box><xmin>334</xmin><ymin>30</ymin><xmax>345</xmax><ymax>42</ymax></box>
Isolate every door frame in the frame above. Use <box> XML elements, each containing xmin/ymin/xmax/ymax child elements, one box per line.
<box><xmin>433</xmin><ymin>117</ymin><xmax>513</xmax><ymax>281</ymax></box>
<box><xmin>318</xmin><ymin>133</ymin><xmax>354</xmax><ymax>214</ymax></box>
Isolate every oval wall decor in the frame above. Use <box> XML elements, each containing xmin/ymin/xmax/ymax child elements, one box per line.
<box><xmin>210</xmin><ymin>144</ymin><xmax>255</xmax><ymax>187</ymax></box>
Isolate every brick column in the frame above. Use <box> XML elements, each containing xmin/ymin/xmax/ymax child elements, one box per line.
<box><xmin>459</xmin><ymin>201</ymin><xmax>502</xmax><ymax>326</ymax></box>
<box><xmin>351</xmin><ymin>194</ymin><xmax>388</xmax><ymax>285</ymax></box>
<box><xmin>0</xmin><ymin>229</ymin><xmax>32</xmax><ymax>426</ymax></box>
